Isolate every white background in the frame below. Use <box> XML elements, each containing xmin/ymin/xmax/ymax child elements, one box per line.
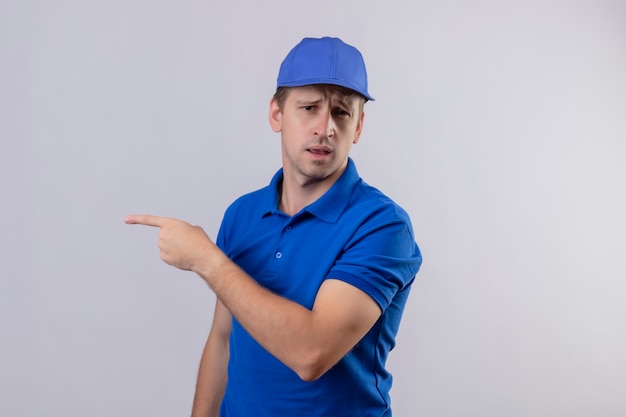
<box><xmin>1</xmin><ymin>1</ymin><xmax>625</xmax><ymax>416</ymax></box>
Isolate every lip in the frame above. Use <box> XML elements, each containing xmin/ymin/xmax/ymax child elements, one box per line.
<box><xmin>306</xmin><ymin>146</ymin><xmax>332</xmax><ymax>155</ymax></box>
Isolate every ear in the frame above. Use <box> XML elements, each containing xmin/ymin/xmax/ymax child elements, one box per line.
<box><xmin>269</xmin><ymin>98</ymin><xmax>282</xmax><ymax>133</ymax></box>
<box><xmin>352</xmin><ymin>111</ymin><xmax>365</xmax><ymax>144</ymax></box>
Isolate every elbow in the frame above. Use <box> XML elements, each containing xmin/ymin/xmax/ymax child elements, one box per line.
<box><xmin>296</xmin><ymin>367</ymin><xmax>326</xmax><ymax>383</ymax></box>
<box><xmin>292</xmin><ymin>349</ymin><xmax>333</xmax><ymax>382</ymax></box>
<box><xmin>295</xmin><ymin>367</ymin><xmax>324</xmax><ymax>383</ymax></box>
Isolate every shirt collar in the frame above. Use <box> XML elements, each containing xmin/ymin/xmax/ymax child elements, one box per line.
<box><xmin>261</xmin><ymin>158</ymin><xmax>360</xmax><ymax>223</ymax></box>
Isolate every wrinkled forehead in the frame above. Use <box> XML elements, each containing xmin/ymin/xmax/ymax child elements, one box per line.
<box><xmin>295</xmin><ymin>84</ymin><xmax>363</xmax><ymax>107</ymax></box>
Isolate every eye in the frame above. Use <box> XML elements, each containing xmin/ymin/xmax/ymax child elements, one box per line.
<box><xmin>302</xmin><ymin>105</ymin><xmax>316</xmax><ymax>111</ymax></box>
<box><xmin>332</xmin><ymin>108</ymin><xmax>350</xmax><ymax>118</ymax></box>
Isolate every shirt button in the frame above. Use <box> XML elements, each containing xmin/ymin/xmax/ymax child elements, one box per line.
<box><xmin>275</xmin><ymin>251</ymin><xmax>282</xmax><ymax>259</ymax></box>
<box><xmin>285</xmin><ymin>226</ymin><xmax>292</xmax><ymax>232</ymax></box>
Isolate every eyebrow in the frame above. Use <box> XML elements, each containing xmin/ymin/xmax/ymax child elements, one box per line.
<box><xmin>294</xmin><ymin>95</ymin><xmax>353</xmax><ymax>109</ymax></box>
<box><xmin>294</xmin><ymin>97</ymin><xmax>323</xmax><ymax>106</ymax></box>
<box><xmin>332</xmin><ymin>96</ymin><xmax>352</xmax><ymax>109</ymax></box>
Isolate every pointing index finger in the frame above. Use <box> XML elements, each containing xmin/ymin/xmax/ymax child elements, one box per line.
<box><xmin>124</xmin><ymin>214</ymin><xmax>165</xmax><ymax>227</ymax></box>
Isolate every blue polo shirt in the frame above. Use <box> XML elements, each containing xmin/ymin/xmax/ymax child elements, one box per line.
<box><xmin>217</xmin><ymin>159</ymin><xmax>422</xmax><ymax>417</ymax></box>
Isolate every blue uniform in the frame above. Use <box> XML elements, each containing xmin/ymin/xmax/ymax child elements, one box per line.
<box><xmin>217</xmin><ymin>159</ymin><xmax>422</xmax><ymax>417</ymax></box>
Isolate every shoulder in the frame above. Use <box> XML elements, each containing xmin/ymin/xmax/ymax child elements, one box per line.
<box><xmin>223</xmin><ymin>186</ymin><xmax>271</xmax><ymax>219</ymax></box>
<box><xmin>218</xmin><ymin>185</ymin><xmax>271</xmax><ymax>243</ymax></box>
<box><xmin>348</xmin><ymin>179</ymin><xmax>413</xmax><ymax>229</ymax></box>
<box><xmin>335</xmin><ymin>178</ymin><xmax>419</xmax><ymax>261</ymax></box>
<box><xmin>223</xmin><ymin>168</ymin><xmax>282</xmax><ymax>219</ymax></box>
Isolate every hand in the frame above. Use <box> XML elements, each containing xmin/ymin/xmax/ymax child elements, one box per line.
<box><xmin>125</xmin><ymin>214</ymin><xmax>215</xmax><ymax>272</ymax></box>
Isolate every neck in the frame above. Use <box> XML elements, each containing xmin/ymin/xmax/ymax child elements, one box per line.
<box><xmin>279</xmin><ymin>166</ymin><xmax>346</xmax><ymax>216</ymax></box>
<box><xmin>278</xmin><ymin>179</ymin><xmax>327</xmax><ymax>217</ymax></box>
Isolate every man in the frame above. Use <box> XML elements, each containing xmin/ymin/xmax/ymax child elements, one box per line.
<box><xmin>126</xmin><ymin>36</ymin><xmax>422</xmax><ymax>417</ymax></box>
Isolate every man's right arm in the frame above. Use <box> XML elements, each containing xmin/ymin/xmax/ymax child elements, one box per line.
<box><xmin>191</xmin><ymin>299</ymin><xmax>231</xmax><ymax>417</ymax></box>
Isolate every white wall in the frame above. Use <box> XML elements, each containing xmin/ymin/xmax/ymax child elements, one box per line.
<box><xmin>1</xmin><ymin>1</ymin><xmax>625</xmax><ymax>416</ymax></box>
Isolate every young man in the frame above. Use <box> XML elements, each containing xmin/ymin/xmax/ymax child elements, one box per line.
<box><xmin>126</xmin><ymin>37</ymin><xmax>422</xmax><ymax>417</ymax></box>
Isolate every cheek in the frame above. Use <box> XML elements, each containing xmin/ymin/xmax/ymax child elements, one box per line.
<box><xmin>286</xmin><ymin>119</ymin><xmax>314</xmax><ymax>138</ymax></box>
<box><xmin>338</xmin><ymin>121</ymin><xmax>360</xmax><ymax>138</ymax></box>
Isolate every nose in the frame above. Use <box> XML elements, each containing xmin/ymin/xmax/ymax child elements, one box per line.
<box><xmin>314</xmin><ymin>109</ymin><xmax>335</xmax><ymax>138</ymax></box>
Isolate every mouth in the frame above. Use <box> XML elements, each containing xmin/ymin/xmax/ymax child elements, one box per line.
<box><xmin>307</xmin><ymin>146</ymin><xmax>332</xmax><ymax>156</ymax></box>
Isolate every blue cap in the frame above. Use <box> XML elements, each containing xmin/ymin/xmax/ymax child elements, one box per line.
<box><xmin>276</xmin><ymin>37</ymin><xmax>375</xmax><ymax>101</ymax></box>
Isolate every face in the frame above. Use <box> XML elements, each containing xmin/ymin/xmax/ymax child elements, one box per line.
<box><xmin>269</xmin><ymin>85</ymin><xmax>365</xmax><ymax>187</ymax></box>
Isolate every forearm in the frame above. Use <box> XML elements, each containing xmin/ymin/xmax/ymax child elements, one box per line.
<box><xmin>197</xmin><ymin>254</ymin><xmax>320</xmax><ymax>379</ymax></box>
<box><xmin>191</xmin><ymin>303</ymin><xmax>230</xmax><ymax>417</ymax></box>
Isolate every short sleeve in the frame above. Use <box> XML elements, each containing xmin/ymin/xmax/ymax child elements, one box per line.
<box><xmin>327</xmin><ymin>216</ymin><xmax>422</xmax><ymax>312</ymax></box>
